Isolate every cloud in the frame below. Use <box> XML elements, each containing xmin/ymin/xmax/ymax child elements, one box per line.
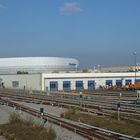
<box><xmin>0</xmin><ymin>4</ymin><xmax>6</xmax><ymax>9</ymax></box>
<box><xmin>60</xmin><ymin>2</ymin><xmax>82</xmax><ymax>15</ymax></box>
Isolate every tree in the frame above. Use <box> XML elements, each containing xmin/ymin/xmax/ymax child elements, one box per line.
<box><xmin>82</xmin><ymin>68</ymin><xmax>89</xmax><ymax>73</ymax></box>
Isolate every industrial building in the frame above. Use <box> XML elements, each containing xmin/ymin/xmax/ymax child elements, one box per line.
<box><xmin>100</xmin><ymin>66</ymin><xmax>140</xmax><ymax>72</ymax></box>
<box><xmin>0</xmin><ymin>57</ymin><xmax>140</xmax><ymax>91</ymax></box>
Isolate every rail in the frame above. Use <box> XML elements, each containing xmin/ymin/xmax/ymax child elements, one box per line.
<box><xmin>80</xmin><ymin>122</ymin><xmax>140</xmax><ymax>140</ymax></box>
<box><xmin>0</xmin><ymin>98</ymin><xmax>109</xmax><ymax>140</ymax></box>
<box><xmin>0</xmin><ymin>90</ymin><xmax>140</xmax><ymax>116</ymax></box>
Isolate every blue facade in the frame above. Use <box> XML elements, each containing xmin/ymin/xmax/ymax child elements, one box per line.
<box><xmin>136</xmin><ymin>79</ymin><xmax>140</xmax><ymax>83</ymax></box>
<box><xmin>63</xmin><ymin>81</ymin><xmax>71</xmax><ymax>90</ymax></box>
<box><xmin>125</xmin><ymin>80</ymin><xmax>132</xmax><ymax>85</ymax></box>
<box><xmin>116</xmin><ymin>80</ymin><xmax>122</xmax><ymax>87</ymax></box>
<box><xmin>88</xmin><ymin>80</ymin><xmax>95</xmax><ymax>90</ymax></box>
<box><xmin>106</xmin><ymin>80</ymin><xmax>112</xmax><ymax>86</ymax></box>
<box><xmin>76</xmin><ymin>81</ymin><xmax>83</xmax><ymax>90</ymax></box>
<box><xmin>50</xmin><ymin>81</ymin><xmax>58</xmax><ymax>91</ymax></box>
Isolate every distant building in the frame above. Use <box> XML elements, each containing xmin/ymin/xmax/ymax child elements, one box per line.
<box><xmin>100</xmin><ymin>66</ymin><xmax>140</xmax><ymax>73</ymax></box>
<box><xmin>0</xmin><ymin>57</ymin><xmax>140</xmax><ymax>91</ymax></box>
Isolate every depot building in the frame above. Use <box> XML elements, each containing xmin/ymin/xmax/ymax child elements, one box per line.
<box><xmin>0</xmin><ymin>57</ymin><xmax>140</xmax><ymax>91</ymax></box>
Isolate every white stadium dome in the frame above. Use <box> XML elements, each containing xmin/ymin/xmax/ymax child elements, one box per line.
<box><xmin>0</xmin><ymin>57</ymin><xmax>79</xmax><ymax>74</ymax></box>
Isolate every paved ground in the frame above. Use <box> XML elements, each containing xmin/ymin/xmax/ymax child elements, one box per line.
<box><xmin>16</xmin><ymin>101</ymin><xmax>67</xmax><ymax>117</ymax></box>
<box><xmin>0</xmin><ymin>105</ymin><xmax>11</xmax><ymax>124</ymax></box>
<box><xmin>0</xmin><ymin>105</ymin><xmax>11</xmax><ymax>140</ymax></box>
<box><xmin>0</xmin><ymin>103</ymin><xmax>88</xmax><ymax>140</ymax></box>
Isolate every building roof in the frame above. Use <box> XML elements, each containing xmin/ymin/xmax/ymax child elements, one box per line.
<box><xmin>0</xmin><ymin>57</ymin><xmax>79</xmax><ymax>74</ymax></box>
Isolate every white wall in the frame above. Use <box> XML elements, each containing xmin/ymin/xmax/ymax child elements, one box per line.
<box><xmin>0</xmin><ymin>74</ymin><xmax>41</xmax><ymax>90</ymax></box>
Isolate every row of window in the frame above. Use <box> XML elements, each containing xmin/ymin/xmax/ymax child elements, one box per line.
<box><xmin>106</xmin><ymin>79</ymin><xmax>140</xmax><ymax>86</ymax></box>
<box><xmin>49</xmin><ymin>79</ymin><xmax>140</xmax><ymax>91</ymax></box>
<box><xmin>49</xmin><ymin>80</ymin><xmax>95</xmax><ymax>91</ymax></box>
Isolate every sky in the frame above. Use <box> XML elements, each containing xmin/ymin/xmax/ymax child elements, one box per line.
<box><xmin>0</xmin><ymin>0</ymin><xmax>140</xmax><ymax>68</ymax></box>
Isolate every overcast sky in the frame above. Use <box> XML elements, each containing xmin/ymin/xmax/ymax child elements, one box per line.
<box><xmin>0</xmin><ymin>0</ymin><xmax>140</xmax><ymax>68</ymax></box>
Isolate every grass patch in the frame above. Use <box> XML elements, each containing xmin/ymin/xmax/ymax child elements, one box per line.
<box><xmin>9</xmin><ymin>112</ymin><xmax>22</xmax><ymax>124</ymax></box>
<box><xmin>61</xmin><ymin>107</ymin><xmax>77</xmax><ymax>119</ymax></box>
<box><xmin>61</xmin><ymin>111</ymin><xmax>140</xmax><ymax>137</ymax></box>
<box><xmin>0</xmin><ymin>112</ymin><xmax>56</xmax><ymax>140</ymax></box>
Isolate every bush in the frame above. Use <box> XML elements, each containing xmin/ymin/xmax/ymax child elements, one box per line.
<box><xmin>7</xmin><ymin>112</ymin><xmax>56</xmax><ymax>140</ymax></box>
<box><xmin>24</xmin><ymin>116</ymin><xmax>34</xmax><ymax>126</ymax></box>
<box><xmin>62</xmin><ymin>107</ymin><xmax>77</xmax><ymax>119</ymax></box>
<box><xmin>68</xmin><ymin>107</ymin><xmax>76</xmax><ymax>114</ymax></box>
<box><xmin>46</xmin><ymin>126</ymin><xmax>56</xmax><ymax>140</ymax></box>
<box><xmin>9</xmin><ymin>112</ymin><xmax>22</xmax><ymax>123</ymax></box>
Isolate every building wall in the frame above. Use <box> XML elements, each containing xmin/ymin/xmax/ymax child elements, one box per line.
<box><xmin>0</xmin><ymin>74</ymin><xmax>41</xmax><ymax>90</ymax></box>
<box><xmin>0</xmin><ymin>72</ymin><xmax>140</xmax><ymax>92</ymax></box>
<box><xmin>42</xmin><ymin>72</ymin><xmax>140</xmax><ymax>91</ymax></box>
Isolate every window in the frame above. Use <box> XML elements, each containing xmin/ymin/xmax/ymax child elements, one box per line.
<box><xmin>106</xmin><ymin>80</ymin><xmax>112</xmax><ymax>86</ymax></box>
<box><xmin>116</xmin><ymin>80</ymin><xmax>122</xmax><ymax>87</ymax></box>
<box><xmin>125</xmin><ymin>80</ymin><xmax>132</xmax><ymax>85</ymax></box>
<box><xmin>88</xmin><ymin>80</ymin><xmax>95</xmax><ymax>90</ymax></box>
<box><xmin>76</xmin><ymin>81</ymin><xmax>83</xmax><ymax>87</ymax></box>
<box><xmin>88</xmin><ymin>81</ymin><xmax>94</xmax><ymax>87</ymax></box>
<box><xmin>63</xmin><ymin>81</ymin><xmax>71</xmax><ymax>90</ymax></box>
<box><xmin>63</xmin><ymin>81</ymin><xmax>70</xmax><ymax>88</ymax></box>
<box><xmin>50</xmin><ymin>83</ymin><xmax>56</xmax><ymax>88</ymax></box>
<box><xmin>50</xmin><ymin>81</ymin><xmax>58</xmax><ymax>91</ymax></box>
<box><xmin>12</xmin><ymin>81</ymin><xmax>19</xmax><ymax>88</ymax></box>
<box><xmin>76</xmin><ymin>81</ymin><xmax>83</xmax><ymax>90</ymax></box>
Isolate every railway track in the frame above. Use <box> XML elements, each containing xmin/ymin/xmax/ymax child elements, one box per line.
<box><xmin>0</xmin><ymin>98</ymin><xmax>139</xmax><ymax>140</ymax></box>
<box><xmin>0</xmin><ymin>89</ymin><xmax>140</xmax><ymax>139</ymax></box>
<box><xmin>0</xmin><ymin>90</ymin><xmax>140</xmax><ymax>115</ymax></box>
<box><xmin>0</xmin><ymin>98</ymin><xmax>114</xmax><ymax>140</ymax></box>
<box><xmin>0</xmin><ymin>93</ymin><xmax>139</xmax><ymax>118</ymax></box>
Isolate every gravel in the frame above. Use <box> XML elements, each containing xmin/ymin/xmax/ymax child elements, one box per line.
<box><xmin>0</xmin><ymin>105</ymin><xmax>12</xmax><ymax>124</ymax></box>
<box><xmin>15</xmin><ymin>101</ymin><xmax>67</xmax><ymax>117</ymax></box>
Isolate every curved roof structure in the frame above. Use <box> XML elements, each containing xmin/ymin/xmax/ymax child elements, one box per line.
<box><xmin>0</xmin><ymin>57</ymin><xmax>79</xmax><ymax>74</ymax></box>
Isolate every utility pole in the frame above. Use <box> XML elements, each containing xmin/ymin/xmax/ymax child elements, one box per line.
<box><xmin>133</xmin><ymin>51</ymin><xmax>137</xmax><ymax>83</ymax></box>
<box><xmin>117</xmin><ymin>92</ymin><xmax>122</xmax><ymax>121</ymax></box>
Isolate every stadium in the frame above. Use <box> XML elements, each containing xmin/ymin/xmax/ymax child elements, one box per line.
<box><xmin>0</xmin><ymin>57</ymin><xmax>79</xmax><ymax>74</ymax></box>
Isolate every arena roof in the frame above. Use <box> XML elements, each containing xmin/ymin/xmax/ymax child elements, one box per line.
<box><xmin>0</xmin><ymin>57</ymin><xmax>79</xmax><ymax>74</ymax></box>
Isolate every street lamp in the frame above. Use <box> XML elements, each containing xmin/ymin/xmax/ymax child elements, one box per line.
<box><xmin>133</xmin><ymin>51</ymin><xmax>137</xmax><ymax>84</ymax></box>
